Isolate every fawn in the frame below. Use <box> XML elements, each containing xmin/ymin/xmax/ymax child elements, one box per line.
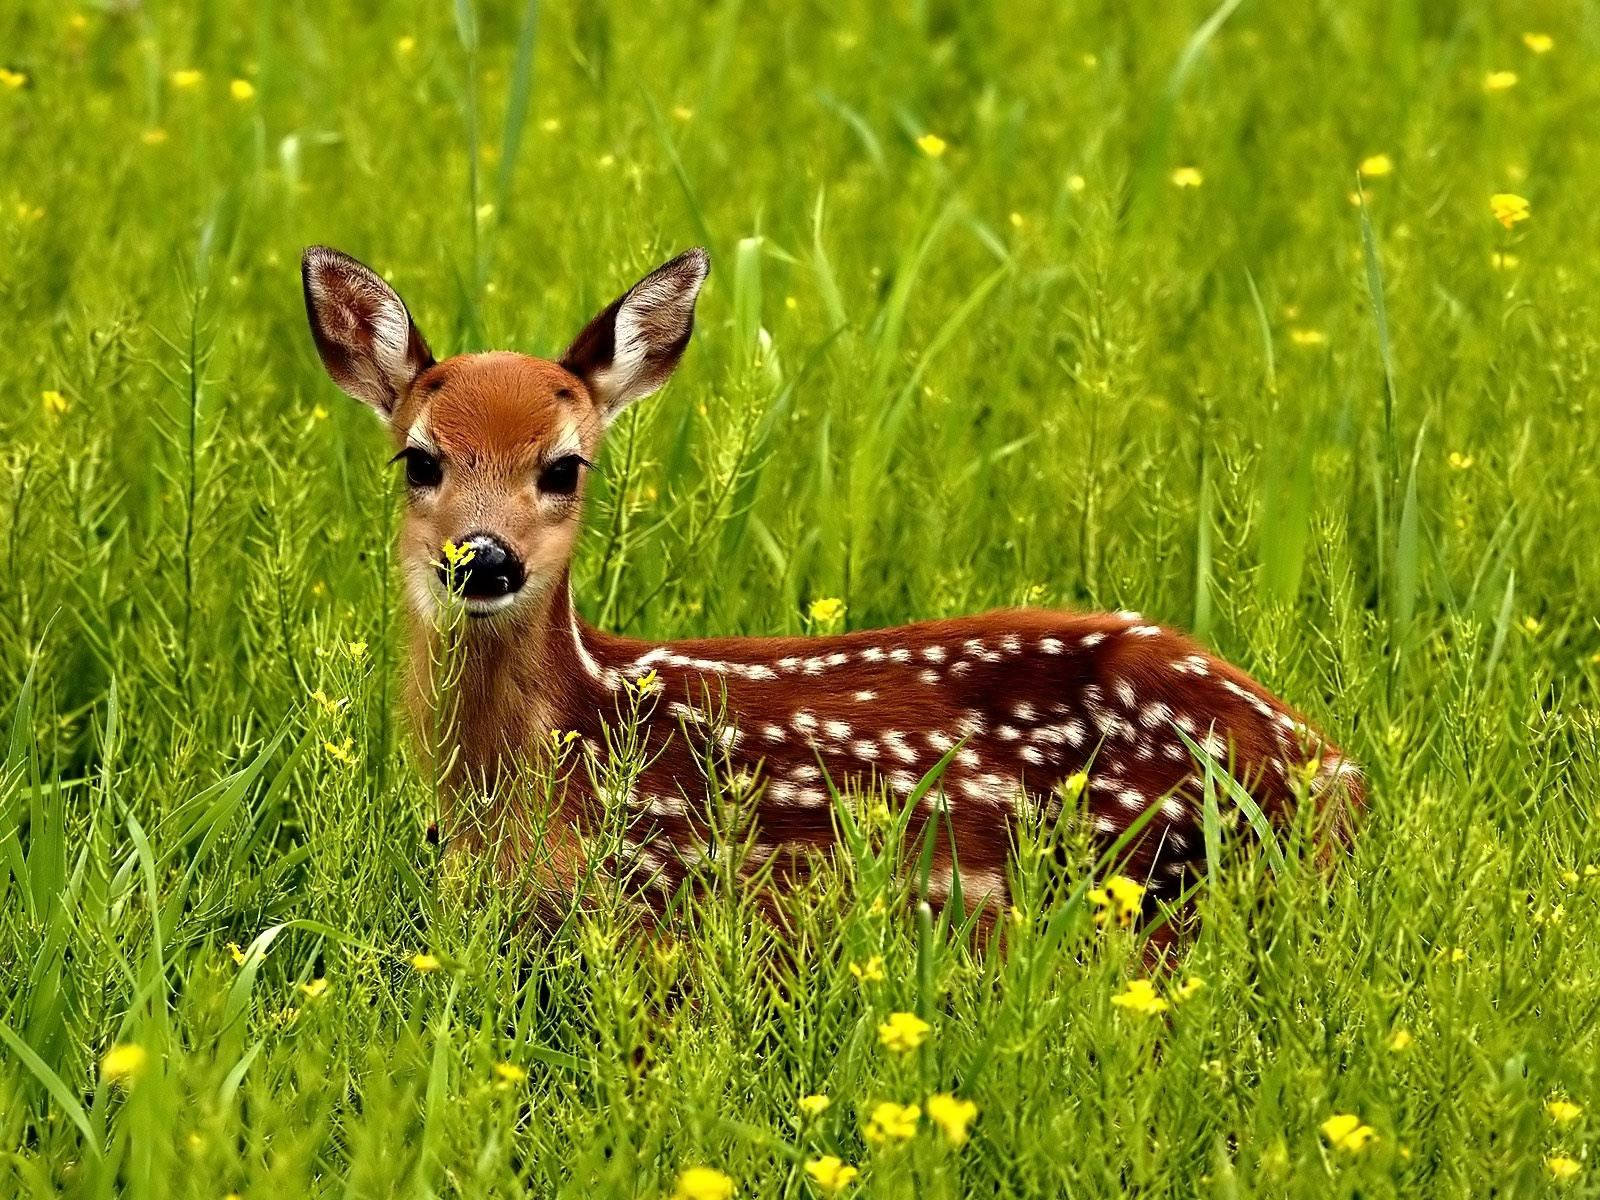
<box><xmin>302</xmin><ymin>245</ymin><xmax>1362</xmax><ymax>937</ymax></box>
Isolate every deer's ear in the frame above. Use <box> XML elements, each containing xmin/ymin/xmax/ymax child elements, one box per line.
<box><xmin>301</xmin><ymin>246</ymin><xmax>434</xmax><ymax>417</ymax></box>
<box><xmin>561</xmin><ymin>248</ymin><xmax>709</xmax><ymax>421</ymax></box>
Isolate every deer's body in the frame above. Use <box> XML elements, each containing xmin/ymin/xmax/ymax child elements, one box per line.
<box><xmin>303</xmin><ymin>244</ymin><xmax>1361</xmax><ymax>933</ymax></box>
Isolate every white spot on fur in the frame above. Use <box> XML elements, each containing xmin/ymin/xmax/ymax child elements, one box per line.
<box><xmin>1020</xmin><ymin>745</ymin><xmax>1044</xmax><ymax>766</ymax></box>
<box><xmin>854</xmin><ymin>690</ymin><xmax>877</xmax><ymax>702</ymax></box>
<box><xmin>851</xmin><ymin>739</ymin><xmax>880</xmax><ymax>760</ymax></box>
<box><xmin>1039</xmin><ymin>636</ymin><xmax>1064</xmax><ymax>654</ymax></box>
<box><xmin>882</xmin><ymin>731</ymin><xmax>917</xmax><ymax>764</ymax></box>
<box><xmin>823</xmin><ymin>719</ymin><xmax>851</xmax><ymax>741</ymax></box>
<box><xmin>1128</xmin><ymin>624</ymin><xmax>1161</xmax><ymax>638</ymax></box>
<box><xmin>762</xmin><ymin>723</ymin><xmax>786</xmax><ymax>742</ymax></box>
<box><xmin>1013</xmin><ymin>701</ymin><xmax>1037</xmax><ymax>722</ymax></box>
<box><xmin>1113</xmin><ymin>679</ymin><xmax>1137</xmax><ymax>709</ymax></box>
<box><xmin>922</xmin><ymin>645</ymin><xmax>947</xmax><ymax>663</ymax></box>
<box><xmin>918</xmin><ymin>669</ymin><xmax>940</xmax><ymax>685</ymax></box>
<box><xmin>1080</xmin><ymin>632</ymin><xmax>1106</xmax><ymax>648</ymax></box>
<box><xmin>996</xmin><ymin>725</ymin><xmax>1021</xmax><ymax>742</ymax></box>
<box><xmin>861</xmin><ymin>647</ymin><xmax>885</xmax><ymax>663</ymax></box>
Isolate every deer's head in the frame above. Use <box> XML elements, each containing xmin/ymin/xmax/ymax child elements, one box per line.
<box><xmin>302</xmin><ymin>246</ymin><xmax>708</xmax><ymax>624</ymax></box>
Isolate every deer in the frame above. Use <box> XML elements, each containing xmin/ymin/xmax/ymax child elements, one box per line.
<box><xmin>301</xmin><ymin>244</ymin><xmax>1363</xmax><ymax>947</ymax></box>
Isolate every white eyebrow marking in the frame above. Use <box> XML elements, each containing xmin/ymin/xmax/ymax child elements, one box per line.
<box><xmin>405</xmin><ymin>418</ymin><xmax>439</xmax><ymax>453</ymax></box>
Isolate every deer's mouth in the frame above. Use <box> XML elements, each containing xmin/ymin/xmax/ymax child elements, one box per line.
<box><xmin>462</xmin><ymin>592</ymin><xmax>519</xmax><ymax>619</ymax></box>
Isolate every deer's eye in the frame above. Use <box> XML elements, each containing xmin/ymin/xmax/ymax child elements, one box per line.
<box><xmin>538</xmin><ymin>454</ymin><xmax>585</xmax><ymax>496</ymax></box>
<box><xmin>395</xmin><ymin>447</ymin><xmax>443</xmax><ymax>489</ymax></box>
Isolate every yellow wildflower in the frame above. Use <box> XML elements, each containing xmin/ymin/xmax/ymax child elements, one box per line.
<box><xmin>634</xmin><ymin>669</ymin><xmax>662</xmax><ymax>695</ymax></box>
<box><xmin>803</xmin><ymin>1156</ymin><xmax>859</xmax><ymax>1193</ymax></box>
<box><xmin>672</xmin><ymin>105</ymin><xmax>695</xmax><ymax>122</ymax></box>
<box><xmin>1490</xmin><ymin>192</ymin><xmax>1530</xmax><ymax>229</ymax></box>
<box><xmin>1110</xmin><ymin>978</ymin><xmax>1169</xmax><ymax>1016</ymax></box>
<box><xmin>141</xmin><ymin>128</ymin><xmax>169</xmax><ymax>146</ymax></box>
<box><xmin>849</xmin><ymin>955</ymin><xmax>885</xmax><ymax>984</ymax></box>
<box><xmin>41</xmin><ymin>390</ymin><xmax>69</xmax><ymax>416</ymax></box>
<box><xmin>1387</xmin><ymin>1028</ymin><xmax>1414</xmax><ymax>1052</ymax></box>
<box><xmin>798</xmin><ymin>1093</ymin><xmax>831</xmax><ymax>1119</ymax></box>
<box><xmin>877</xmin><ymin>1011</ymin><xmax>931</xmax><ymax>1054</ymax></box>
<box><xmin>493</xmin><ymin>1062</ymin><xmax>528</xmax><ymax>1085</ymax></box>
<box><xmin>230</xmin><ymin>78</ymin><xmax>255</xmax><ymax>101</ymax></box>
<box><xmin>915</xmin><ymin>133</ymin><xmax>947</xmax><ymax>158</ymax></box>
<box><xmin>170</xmin><ymin>68</ymin><xmax>204</xmax><ymax>90</ymax></box>
<box><xmin>310</xmin><ymin>688</ymin><xmax>347</xmax><ymax>718</ymax></box>
<box><xmin>1521</xmin><ymin>615</ymin><xmax>1542</xmax><ymax>635</ymax></box>
<box><xmin>1358</xmin><ymin>154</ymin><xmax>1393</xmax><ymax>179</ymax></box>
<box><xmin>100</xmin><ymin>1043</ymin><xmax>148</xmax><ymax>1083</ymax></box>
<box><xmin>1483</xmin><ymin>70</ymin><xmax>1518</xmax><ymax>92</ymax></box>
<box><xmin>299</xmin><ymin>977</ymin><xmax>329</xmax><ymax>1000</ymax></box>
<box><xmin>1009</xmin><ymin>211</ymin><xmax>1024</xmax><ymax>228</ymax></box>
<box><xmin>1548</xmin><ymin>1099</ymin><xmax>1583</xmax><ymax>1124</ymax></box>
<box><xmin>1170</xmin><ymin>166</ymin><xmax>1204</xmax><ymax>188</ymax></box>
<box><xmin>1491</xmin><ymin>251</ymin><xmax>1520</xmax><ymax>270</ymax></box>
<box><xmin>0</xmin><ymin>68</ymin><xmax>29</xmax><ymax>90</ymax></box>
<box><xmin>1320</xmin><ymin>1112</ymin><xmax>1378</xmax><ymax>1153</ymax></box>
<box><xmin>1067</xmin><ymin>174</ymin><xmax>1087</xmax><ymax>193</ymax></box>
<box><xmin>1523</xmin><ymin>33</ymin><xmax>1554</xmax><ymax>54</ymax></box>
<box><xmin>1547</xmin><ymin>1156</ymin><xmax>1582</xmax><ymax>1181</ymax></box>
<box><xmin>409</xmin><ymin>952</ymin><xmax>441</xmax><ymax>972</ymax></box>
<box><xmin>925</xmin><ymin>1093</ymin><xmax>978</xmax><ymax>1146</ymax></box>
<box><xmin>1174</xmin><ymin>976</ymin><xmax>1205</xmax><ymax>1002</ymax></box>
<box><xmin>1448</xmin><ymin>452</ymin><xmax>1474</xmax><ymax>470</ymax></box>
<box><xmin>808</xmin><ymin>596</ymin><xmax>845</xmax><ymax>624</ymax></box>
<box><xmin>672</xmin><ymin>1167</ymin><xmax>735</xmax><ymax>1200</ymax></box>
<box><xmin>323</xmin><ymin>737</ymin><xmax>356</xmax><ymax>766</ymax></box>
<box><xmin>863</xmin><ymin>1101</ymin><xmax>921</xmax><ymax>1144</ymax></box>
<box><xmin>396</xmin><ymin>35</ymin><xmax>417</xmax><ymax>55</ymax></box>
<box><xmin>227</xmin><ymin>941</ymin><xmax>247</xmax><ymax>966</ymax></box>
<box><xmin>1289</xmin><ymin>328</ymin><xmax>1328</xmax><ymax>347</ymax></box>
<box><xmin>344</xmin><ymin>639</ymin><xmax>367</xmax><ymax>661</ymax></box>
<box><xmin>440</xmin><ymin>539</ymin><xmax>477</xmax><ymax>569</ymax></box>
<box><xmin>1087</xmin><ymin>874</ymin><xmax>1145</xmax><ymax>927</ymax></box>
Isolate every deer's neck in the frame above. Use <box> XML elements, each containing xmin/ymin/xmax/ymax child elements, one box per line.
<box><xmin>408</xmin><ymin>573</ymin><xmax>622</xmax><ymax>796</ymax></box>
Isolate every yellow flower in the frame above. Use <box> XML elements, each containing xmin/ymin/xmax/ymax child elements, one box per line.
<box><xmin>1174</xmin><ymin>976</ymin><xmax>1205</xmax><ymax>1002</ymax></box>
<box><xmin>409</xmin><ymin>952</ymin><xmax>441</xmax><ymax>972</ymax></box>
<box><xmin>229</xmin><ymin>78</ymin><xmax>255</xmax><ymax>101</ymax></box>
<box><xmin>798</xmin><ymin>1093</ymin><xmax>831</xmax><ymax>1119</ymax></box>
<box><xmin>1289</xmin><ymin>328</ymin><xmax>1328</xmax><ymax>347</ymax></box>
<box><xmin>323</xmin><ymin>737</ymin><xmax>356</xmax><ymax>766</ymax></box>
<box><xmin>1358</xmin><ymin>154</ymin><xmax>1393</xmax><ymax>179</ymax></box>
<box><xmin>227</xmin><ymin>941</ymin><xmax>247</xmax><ymax>966</ymax></box>
<box><xmin>672</xmin><ymin>1167</ymin><xmax>734</xmax><ymax>1200</ymax></box>
<box><xmin>396</xmin><ymin>35</ymin><xmax>417</xmax><ymax>55</ymax></box>
<box><xmin>1491</xmin><ymin>192</ymin><xmax>1531</xmax><ymax>229</ymax></box>
<box><xmin>672</xmin><ymin>104</ymin><xmax>695</xmax><ymax>122</ymax></box>
<box><xmin>1087</xmin><ymin>874</ymin><xmax>1145</xmax><ymax>927</ymax></box>
<box><xmin>1548</xmin><ymin>1099</ymin><xmax>1584</xmax><ymax>1124</ymax></box>
<box><xmin>915</xmin><ymin>133</ymin><xmax>947</xmax><ymax>158</ymax></box>
<box><xmin>1110</xmin><ymin>978</ymin><xmax>1169</xmax><ymax>1016</ymax></box>
<box><xmin>100</xmin><ymin>1043</ymin><xmax>148</xmax><ymax>1083</ymax></box>
<box><xmin>141</xmin><ymin>128</ymin><xmax>169</xmax><ymax>146</ymax></box>
<box><xmin>1320</xmin><ymin>1113</ymin><xmax>1378</xmax><ymax>1153</ymax></box>
<box><xmin>925</xmin><ymin>1093</ymin><xmax>978</xmax><ymax>1146</ymax></box>
<box><xmin>1547</xmin><ymin>1156</ymin><xmax>1582</xmax><ymax>1181</ymax></box>
<box><xmin>493</xmin><ymin>1062</ymin><xmax>528</xmax><ymax>1085</ymax></box>
<box><xmin>849</xmin><ymin>955</ymin><xmax>885</xmax><ymax>984</ymax></box>
<box><xmin>1009</xmin><ymin>211</ymin><xmax>1024</xmax><ymax>228</ymax></box>
<box><xmin>634</xmin><ymin>669</ymin><xmax>662</xmax><ymax>695</ymax></box>
<box><xmin>1521</xmin><ymin>615</ymin><xmax>1542</xmax><ymax>635</ymax></box>
<box><xmin>1448</xmin><ymin>452</ymin><xmax>1475</xmax><ymax>470</ymax></box>
<box><xmin>803</xmin><ymin>1156</ymin><xmax>859</xmax><ymax>1193</ymax></box>
<box><xmin>440</xmin><ymin>539</ymin><xmax>477</xmax><ymax>569</ymax></box>
<box><xmin>863</xmin><ymin>1101</ymin><xmax>921</xmax><ymax>1144</ymax></box>
<box><xmin>877</xmin><ymin>1011</ymin><xmax>931</xmax><ymax>1054</ymax></box>
<box><xmin>0</xmin><ymin>68</ymin><xmax>28</xmax><ymax>90</ymax></box>
<box><xmin>1523</xmin><ymin>33</ymin><xmax>1554</xmax><ymax>54</ymax></box>
<box><xmin>1170</xmin><ymin>166</ymin><xmax>1204</xmax><ymax>189</ymax></box>
<box><xmin>1387</xmin><ymin>1028</ymin><xmax>1414</xmax><ymax>1052</ymax></box>
<box><xmin>344</xmin><ymin>639</ymin><xmax>367</xmax><ymax>661</ymax></box>
<box><xmin>299</xmin><ymin>977</ymin><xmax>329</xmax><ymax>1000</ymax></box>
<box><xmin>1491</xmin><ymin>251</ymin><xmax>1520</xmax><ymax>270</ymax></box>
<box><xmin>1067</xmin><ymin>174</ymin><xmax>1087</xmax><ymax>193</ymax></box>
<box><xmin>808</xmin><ymin>596</ymin><xmax>845</xmax><ymax>624</ymax></box>
<box><xmin>41</xmin><ymin>390</ymin><xmax>69</xmax><ymax>416</ymax></box>
<box><xmin>1483</xmin><ymin>70</ymin><xmax>1519</xmax><ymax>92</ymax></box>
<box><xmin>170</xmin><ymin>68</ymin><xmax>204</xmax><ymax>90</ymax></box>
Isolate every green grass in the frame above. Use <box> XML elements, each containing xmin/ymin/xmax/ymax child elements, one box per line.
<box><xmin>2</xmin><ymin>0</ymin><xmax>1597</xmax><ymax>1195</ymax></box>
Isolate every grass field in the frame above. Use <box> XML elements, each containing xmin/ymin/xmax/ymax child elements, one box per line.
<box><xmin>3</xmin><ymin>0</ymin><xmax>1598</xmax><ymax>1195</ymax></box>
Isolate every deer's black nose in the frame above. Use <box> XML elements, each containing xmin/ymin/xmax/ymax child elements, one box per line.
<box><xmin>437</xmin><ymin>533</ymin><xmax>525</xmax><ymax>600</ymax></box>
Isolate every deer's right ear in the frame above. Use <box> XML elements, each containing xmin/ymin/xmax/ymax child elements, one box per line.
<box><xmin>301</xmin><ymin>246</ymin><xmax>434</xmax><ymax>418</ymax></box>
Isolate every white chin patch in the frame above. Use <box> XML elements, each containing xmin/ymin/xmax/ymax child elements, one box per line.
<box><xmin>462</xmin><ymin>593</ymin><xmax>518</xmax><ymax>619</ymax></box>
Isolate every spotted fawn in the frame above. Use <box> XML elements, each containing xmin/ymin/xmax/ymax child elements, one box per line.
<box><xmin>302</xmin><ymin>245</ymin><xmax>1362</xmax><ymax>937</ymax></box>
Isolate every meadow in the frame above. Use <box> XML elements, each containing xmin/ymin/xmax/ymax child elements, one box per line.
<box><xmin>2</xmin><ymin>0</ymin><xmax>1597</xmax><ymax>1195</ymax></box>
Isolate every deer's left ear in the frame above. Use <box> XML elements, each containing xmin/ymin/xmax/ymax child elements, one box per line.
<box><xmin>561</xmin><ymin>248</ymin><xmax>709</xmax><ymax>421</ymax></box>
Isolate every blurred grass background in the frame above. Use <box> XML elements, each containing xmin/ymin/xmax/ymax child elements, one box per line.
<box><xmin>2</xmin><ymin>0</ymin><xmax>1598</xmax><ymax>1195</ymax></box>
